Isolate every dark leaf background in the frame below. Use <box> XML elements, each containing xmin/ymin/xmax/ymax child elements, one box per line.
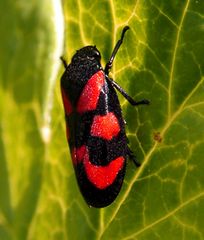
<box><xmin>0</xmin><ymin>0</ymin><xmax>203</xmax><ymax>239</ymax></box>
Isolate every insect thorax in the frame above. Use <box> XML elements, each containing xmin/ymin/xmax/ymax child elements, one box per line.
<box><xmin>61</xmin><ymin>46</ymin><xmax>102</xmax><ymax>104</ymax></box>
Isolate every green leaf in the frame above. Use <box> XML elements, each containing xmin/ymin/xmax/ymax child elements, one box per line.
<box><xmin>0</xmin><ymin>0</ymin><xmax>64</xmax><ymax>239</ymax></box>
<box><xmin>0</xmin><ymin>0</ymin><xmax>204</xmax><ymax>240</ymax></box>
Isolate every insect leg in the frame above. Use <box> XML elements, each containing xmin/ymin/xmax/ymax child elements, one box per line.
<box><xmin>105</xmin><ymin>26</ymin><xmax>130</xmax><ymax>75</ymax></box>
<box><xmin>60</xmin><ymin>56</ymin><xmax>68</xmax><ymax>69</ymax></box>
<box><xmin>127</xmin><ymin>147</ymin><xmax>141</xmax><ymax>167</ymax></box>
<box><xmin>107</xmin><ymin>77</ymin><xmax>150</xmax><ymax>106</ymax></box>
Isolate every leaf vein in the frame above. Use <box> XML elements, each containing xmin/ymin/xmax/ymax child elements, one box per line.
<box><xmin>124</xmin><ymin>192</ymin><xmax>204</xmax><ymax>240</ymax></box>
<box><xmin>168</xmin><ymin>0</ymin><xmax>190</xmax><ymax>119</ymax></box>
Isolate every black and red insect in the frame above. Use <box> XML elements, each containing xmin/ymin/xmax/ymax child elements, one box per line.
<box><xmin>60</xmin><ymin>26</ymin><xmax>149</xmax><ymax>208</ymax></box>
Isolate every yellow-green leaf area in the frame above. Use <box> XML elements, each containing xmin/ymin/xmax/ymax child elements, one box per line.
<box><xmin>0</xmin><ymin>0</ymin><xmax>204</xmax><ymax>240</ymax></box>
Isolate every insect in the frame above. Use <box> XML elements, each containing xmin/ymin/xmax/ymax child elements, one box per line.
<box><xmin>60</xmin><ymin>26</ymin><xmax>149</xmax><ymax>208</ymax></box>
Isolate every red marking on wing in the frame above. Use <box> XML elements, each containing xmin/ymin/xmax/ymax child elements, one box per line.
<box><xmin>61</xmin><ymin>88</ymin><xmax>72</xmax><ymax>115</ymax></box>
<box><xmin>72</xmin><ymin>145</ymin><xmax>87</xmax><ymax>165</ymax></box>
<box><xmin>77</xmin><ymin>70</ymin><xmax>105</xmax><ymax>113</ymax></box>
<box><xmin>72</xmin><ymin>145</ymin><xmax>124</xmax><ymax>189</ymax></box>
<box><xmin>91</xmin><ymin>112</ymin><xmax>120</xmax><ymax>140</ymax></box>
<box><xmin>84</xmin><ymin>154</ymin><xmax>125</xmax><ymax>189</ymax></box>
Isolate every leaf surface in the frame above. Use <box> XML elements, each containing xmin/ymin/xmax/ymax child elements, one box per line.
<box><xmin>0</xmin><ymin>0</ymin><xmax>204</xmax><ymax>239</ymax></box>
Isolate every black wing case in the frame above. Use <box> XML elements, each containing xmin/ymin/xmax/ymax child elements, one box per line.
<box><xmin>69</xmin><ymin>71</ymin><xmax>129</xmax><ymax>208</ymax></box>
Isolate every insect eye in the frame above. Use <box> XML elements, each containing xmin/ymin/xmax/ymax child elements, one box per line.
<box><xmin>93</xmin><ymin>50</ymin><xmax>101</xmax><ymax>60</ymax></box>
